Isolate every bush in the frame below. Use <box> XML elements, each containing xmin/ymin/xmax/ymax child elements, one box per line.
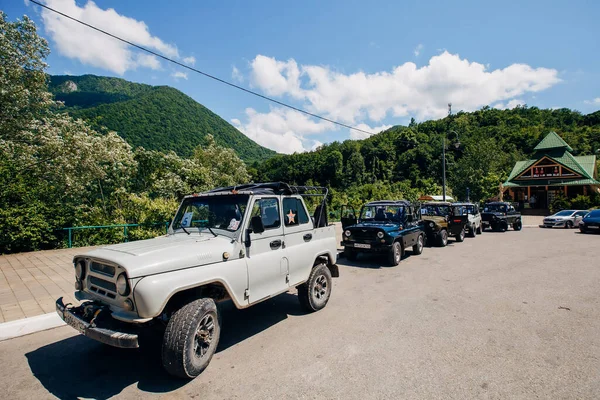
<box><xmin>570</xmin><ymin>195</ymin><xmax>592</xmax><ymax>210</ymax></box>
<box><xmin>549</xmin><ymin>193</ymin><xmax>570</xmax><ymax>214</ymax></box>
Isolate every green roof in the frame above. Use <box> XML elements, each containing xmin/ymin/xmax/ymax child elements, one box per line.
<box><xmin>506</xmin><ymin>160</ymin><xmax>536</xmax><ymax>182</ymax></box>
<box><xmin>533</xmin><ymin>131</ymin><xmax>573</xmax><ymax>152</ymax></box>
<box><xmin>575</xmin><ymin>155</ymin><xmax>598</xmax><ymax>179</ymax></box>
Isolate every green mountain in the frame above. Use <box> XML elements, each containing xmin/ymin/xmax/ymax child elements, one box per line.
<box><xmin>48</xmin><ymin>75</ymin><xmax>276</xmax><ymax>163</ymax></box>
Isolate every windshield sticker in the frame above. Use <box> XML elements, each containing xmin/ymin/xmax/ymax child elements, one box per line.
<box><xmin>181</xmin><ymin>212</ymin><xmax>193</xmax><ymax>227</ymax></box>
<box><xmin>287</xmin><ymin>210</ymin><xmax>296</xmax><ymax>224</ymax></box>
<box><xmin>227</xmin><ymin>218</ymin><xmax>240</xmax><ymax>230</ymax></box>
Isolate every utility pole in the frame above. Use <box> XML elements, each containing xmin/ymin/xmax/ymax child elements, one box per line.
<box><xmin>442</xmin><ymin>103</ymin><xmax>452</xmax><ymax>202</ymax></box>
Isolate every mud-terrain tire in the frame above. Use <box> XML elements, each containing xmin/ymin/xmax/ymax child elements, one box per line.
<box><xmin>412</xmin><ymin>234</ymin><xmax>424</xmax><ymax>255</ymax></box>
<box><xmin>298</xmin><ymin>263</ymin><xmax>332</xmax><ymax>312</ymax></box>
<box><xmin>455</xmin><ymin>228</ymin><xmax>465</xmax><ymax>242</ymax></box>
<box><xmin>344</xmin><ymin>248</ymin><xmax>357</xmax><ymax>261</ymax></box>
<box><xmin>387</xmin><ymin>241</ymin><xmax>403</xmax><ymax>266</ymax></box>
<box><xmin>476</xmin><ymin>224</ymin><xmax>482</xmax><ymax>234</ymax></box>
<box><xmin>161</xmin><ymin>298</ymin><xmax>220</xmax><ymax>379</ymax></box>
<box><xmin>500</xmin><ymin>221</ymin><xmax>508</xmax><ymax>232</ymax></box>
<box><xmin>436</xmin><ymin>229</ymin><xmax>448</xmax><ymax>247</ymax></box>
<box><xmin>513</xmin><ymin>220</ymin><xmax>523</xmax><ymax>231</ymax></box>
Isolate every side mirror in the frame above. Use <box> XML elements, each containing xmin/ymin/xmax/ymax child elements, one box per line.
<box><xmin>245</xmin><ymin>228</ymin><xmax>252</xmax><ymax>247</ymax></box>
<box><xmin>250</xmin><ymin>215</ymin><xmax>265</xmax><ymax>234</ymax></box>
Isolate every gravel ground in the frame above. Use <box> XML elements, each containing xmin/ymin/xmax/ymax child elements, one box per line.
<box><xmin>0</xmin><ymin>228</ymin><xmax>598</xmax><ymax>399</ymax></box>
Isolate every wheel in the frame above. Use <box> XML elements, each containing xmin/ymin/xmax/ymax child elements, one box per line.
<box><xmin>513</xmin><ymin>220</ymin><xmax>523</xmax><ymax>231</ymax></box>
<box><xmin>436</xmin><ymin>230</ymin><xmax>448</xmax><ymax>247</ymax></box>
<box><xmin>344</xmin><ymin>247</ymin><xmax>357</xmax><ymax>261</ymax></box>
<box><xmin>412</xmin><ymin>234</ymin><xmax>424</xmax><ymax>255</ymax></box>
<box><xmin>455</xmin><ymin>228</ymin><xmax>465</xmax><ymax>242</ymax></box>
<box><xmin>498</xmin><ymin>221</ymin><xmax>508</xmax><ymax>232</ymax></box>
<box><xmin>476</xmin><ymin>224</ymin><xmax>482</xmax><ymax>234</ymax></box>
<box><xmin>565</xmin><ymin>220</ymin><xmax>573</xmax><ymax>229</ymax></box>
<box><xmin>162</xmin><ymin>298</ymin><xmax>220</xmax><ymax>379</ymax></box>
<box><xmin>298</xmin><ymin>263</ymin><xmax>332</xmax><ymax>312</ymax></box>
<box><xmin>580</xmin><ymin>227</ymin><xmax>587</xmax><ymax>234</ymax></box>
<box><xmin>387</xmin><ymin>241</ymin><xmax>403</xmax><ymax>266</ymax></box>
<box><xmin>469</xmin><ymin>225</ymin><xmax>476</xmax><ymax>238</ymax></box>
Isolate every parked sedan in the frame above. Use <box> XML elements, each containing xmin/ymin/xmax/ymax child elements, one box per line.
<box><xmin>541</xmin><ymin>210</ymin><xmax>589</xmax><ymax>229</ymax></box>
<box><xmin>579</xmin><ymin>209</ymin><xmax>600</xmax><ymax>234</ymax></box>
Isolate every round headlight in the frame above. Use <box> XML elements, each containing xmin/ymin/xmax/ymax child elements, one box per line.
<box><xmin>377</xmin><ymin>231</ymin><xmax>384</xmax><ymax>238</ymax></box>
<box><xmin>116</xmin><ymin>273</ymin><xmax>130</xmax><ymax>296</ymax></box>
<box><xmin>344</xmin><ymin>230</ymin><xmax>352</xmax><ymax>237</ymax></box>
<box><xmin>75</xmin><ymin>260</ymin><xmax>85</xmax><ymax>280</ymax></box>
<box><xmin>429</xmin><ymin>222</ymin><xmax>434</xmax><ymax>227</ymax></box>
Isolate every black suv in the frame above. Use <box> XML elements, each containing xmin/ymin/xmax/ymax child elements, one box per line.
<box><xmin>481</xmin><ymin>201</ymin><xmax>522</xmax><ymax>232</ymax></box>
<box><xmin>340</xmin><ymin>200</ymin><xmax>425</xmax><ymax>266</ymax></box>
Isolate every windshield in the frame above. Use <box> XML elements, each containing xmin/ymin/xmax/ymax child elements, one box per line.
<box><xmin>554</xmin><ymin>210</ymin><xmax>574</xmax><ymax>217</ymax></box>
<box><xmin>585</xmin><ymin>210</ymin><xmax>600</xmax><ymax>218</ymax></box>
<box><xmin>484</xmin><ymin>204</ymin><xmax>507</xmax><ymax>213</ymax></box>
<box><xmin>421</xmin><ymin>204</ymin><xmax>451</xmax><ymax>217</ymax></box>
<box><xmin>172</xmin><ymin>194</ymin><xmax>249</xmax><ymax>234</ymax></box>
<box><xmin>360</xmin><ymin>205</ymin><xmax>406</xmax><ymax>223</ymax></box>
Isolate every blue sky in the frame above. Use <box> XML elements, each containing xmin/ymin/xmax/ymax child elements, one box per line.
<box><xmin>7</xmin><ymin>0</ymin><xmax>600</xmax><ymax>153</ymax></box>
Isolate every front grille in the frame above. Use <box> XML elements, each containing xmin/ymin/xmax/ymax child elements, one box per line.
<box><xmin>90</xmin><ymin>262</ymin><xmax>115</xmax><ymax>277</ymax></box>
<box><xmin>350</xmin><ymin>229</ymin><xmax>378</xmax><ymax>241</ymax></box>
<box><xmin>481</xmin><ymin>214</ymin><xmax>496</xmax><ymax>222</ymax></box>
<box><xmin>89</xmin><ymin>276</ymin><xmax>117</xmax><ymax>299</ymax></box>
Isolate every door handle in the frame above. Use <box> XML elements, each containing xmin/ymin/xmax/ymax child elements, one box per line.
<box><xmin>303</xmin><ymin>233</ymin><xmax>313</xmax><ymax>241</ymax></box>
<box><xmin>270</xmin><ymin>240</ymin><xmax>282</xmax><ymax>249</ymax></box>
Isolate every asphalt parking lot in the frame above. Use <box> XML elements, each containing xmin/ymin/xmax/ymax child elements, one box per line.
<box><xmin>1</xmin><ymin>228</ymin><xmax>599</xmax><ymax>399</ymax></box>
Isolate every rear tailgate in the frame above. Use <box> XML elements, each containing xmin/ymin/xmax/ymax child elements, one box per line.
<box><xmin>449</xmin><ymin>215</ymin><xmax>468</xmax><ymax>235</ymax></box>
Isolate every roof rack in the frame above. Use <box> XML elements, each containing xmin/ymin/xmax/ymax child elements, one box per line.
<box><xmin>208</xmin><ymin>182</ymin><xmax>328</xmax><ymax>197</ymax></box>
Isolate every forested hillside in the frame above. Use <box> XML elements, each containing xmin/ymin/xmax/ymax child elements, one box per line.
<box><xmin>253</xmin><ymin>107</ymin><xmax>600</xmax><ymax>209</ymax></box>
<box><xmin>48</xmin><ymin>75</ymin><xmax>276</xmax><ymax>163</ymax></box>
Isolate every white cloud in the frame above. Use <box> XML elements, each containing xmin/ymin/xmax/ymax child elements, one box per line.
<box><xmin>584</xmin><ymin>97</ymin><xmax>600</xmax><ymax>105</ymax></box>
<box><xmin>235</xmin><ymin>51</ymin><xmax>560</xmax><ymax>152</ymax></box>
<box><xmin>231</xmin><ymin>107</ymin><xmax>334</xmax><ymax>154</ymax></box>
<box><xmin>350</xmin><ymin>123</ymin><xmax>393</xmax><ymax>140</ymax></box>
<box><xmin>232</xmin><ymin>66</ymin><xmax>243</xmax><ymax>83</ymax></box>
<box><xmin>182</xmin><ymin>56</ymin><xmax>196</xmax><ymax>66</ymax></box>
<box><xmin>414</xmin><ymin>44</ymin><xmax>423</xmax><ymax>57</ymax></box>
<box><xmin>37</xmin><ymin>0</ymin><xmax>180</xmax><ymax>75</ymax></box>
<box><xmin>249</xmin><ymin>51</ymin><xmax>559</xmax><ymax>124</ymax></box>
<box><xmin>171</xmin><ymin>71</ymin><xmax>188</xmax><ymax>80</ymax></box>
<box><xmin>492</xmin><ymin>99</ymin><xmax>525</xmax><ymax>110</ymax></box>
<box><xmin>250</xmin><ymin>55</ymin><xmax>304</xmax><ymax>98</ymax></box>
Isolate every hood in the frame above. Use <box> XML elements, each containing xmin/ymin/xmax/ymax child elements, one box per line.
<box><xmin>481</xmin><ymin>211</ymin><xmax>505</xmax><ymax>217</ymax></box>
<box><xmin>545</xmin><ymin>215</ymin><xmax>570</xmax><ymax>221</ymax></box>
<box><xmin>582</xmin><ymin>216</ymin><xmax>600</xmax><ymax>224</ymax></box>
<box><xmin>421</xmin><ymin>215</ymin><xmax>447</xmax><ymax>223</ymax></box>
<box><xmin>80</xmin><ymin>234</ymin><xmax>237</xmax><ymax>278</ymax></box>
<box><xmin>348</xmin><ymin>221</ymin><xmax>402</xmax><ymax>232</ymax></box>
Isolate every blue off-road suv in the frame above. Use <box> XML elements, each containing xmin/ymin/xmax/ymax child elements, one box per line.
<box><xmin>340</xmin><ymin>200</ymin><xmax>425</xmax><ymax>266</ymax></box>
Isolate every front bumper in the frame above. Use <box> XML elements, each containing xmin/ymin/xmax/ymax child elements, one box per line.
<box><xmin>56</xmin><ymin>297</ymin><xmax>139</xmax><ymax>348</ymax></box>
<box><xmin>342</xmin><ymin>241</ymin><xmax>392</xmax><ymax>252</ymax></box>
<box><xmin>540</xmin><ymin>220</ymin><xmax>567</xmax><ymax>228</ymax></box>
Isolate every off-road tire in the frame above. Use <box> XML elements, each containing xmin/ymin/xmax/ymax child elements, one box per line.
<box><xmin>344</xmin><ymin>247</ymin><xmax>357</xmax><ymax>261</ymax></box>
<box><xmin>387</xmin><ymin>241</ymin><xmax>403</xmax><ymax>266</ymax></box>
<box><xmin>512</xmin><ymin>220</ymin><xmax>522</xmax><ymax>231</ymax></box>
<box><xmin>298</xmin><ymin>263</ymin><xmax>332</xmax><ymax>312</ymax></box>
<box><xmin>162</xmin><ymin>298</ymin><xmax>220</xmax><ymax>379</ymax></box>
<box><xmin>468</xmin><ymin>225</ymin><xmax>476</xmax><ymax>237</ymax></box>
<box><xmin>412</xmin><ymin>234</ymin><xmax>424</xmax><ymax>255</ymax></box>
<box><xmin>455</xmin><ymin>228</ymin><xmax>465</xmax><ymax>242</ymax></box>
<box><xmin>476</xmin><ymin>224</ymin><xmax>482</xmax><ymax>235</ymax></box>
<box><xmin>436</xmin><ymin>229</ymin><xmax>448</xmax><ymax>247</ymax></box>
<box><xmin>496</xmin><ymin>221</ymin><xmax>508</xmax><ymax>232</ymax></box>
<box><xmin>565</xmin><ymin>220</ymin><xmax>573</xmax><ymax>229</ymax></box>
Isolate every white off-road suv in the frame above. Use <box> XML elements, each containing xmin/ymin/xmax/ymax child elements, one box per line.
<box><xmin>56</xmin><ymin>183</ymin><xmax>339</xmax><ymax>378</ymax></box>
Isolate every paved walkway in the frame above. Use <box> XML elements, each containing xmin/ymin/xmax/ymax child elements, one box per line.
<box><xmin>0</xmin><ymin>247</ymin><xmax>95</xmax><ymax>323</ymax></box>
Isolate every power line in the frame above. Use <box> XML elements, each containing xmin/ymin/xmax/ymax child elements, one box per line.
<box><xmin>29</xmin><ymin>0</ymin><xmax>378</xmax><ymax>137</ymax></box>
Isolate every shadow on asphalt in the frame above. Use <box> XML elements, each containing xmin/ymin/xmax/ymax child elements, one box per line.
<box><xmin>338</xmin><ymin>250</ymin><xmax>419</xmax><ymax>269</ymax></box>
<box><xmin>25</xmin><ymin>293</ymin><xmax>307</xmax><ymax>399</ymax></box>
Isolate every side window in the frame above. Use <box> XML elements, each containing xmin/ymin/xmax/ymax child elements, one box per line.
<box><xmin>251</xmin><ymin>198</ymin><xmax>280</xmax><ymax>229</ymax></box>
<box><xmin>283</xmin><ymin>198</ymin><xmax>309</xmax><ymax>226</ymax></box>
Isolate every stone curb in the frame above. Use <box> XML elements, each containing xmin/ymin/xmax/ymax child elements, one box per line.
<box><xmin>0</xmin><ymin>312</ymin><xmax>65</xmax><ymax>342</ymax></box>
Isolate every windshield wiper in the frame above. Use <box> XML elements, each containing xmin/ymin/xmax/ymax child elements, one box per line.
<box><xmin>206</xmin><ymin>226</ymin><xmax>218</xmax><ymax>238</ymax></box>
<box><xmin>177</xmin><ymin>223</ymin><xmax>191</xmax><ymax>235</ymax></box>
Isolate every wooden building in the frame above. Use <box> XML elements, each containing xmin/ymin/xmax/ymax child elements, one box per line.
<box><xmin>503</xmin><ymin>132</ymin><xmax>599</xmax><ymax>210</ymax></box>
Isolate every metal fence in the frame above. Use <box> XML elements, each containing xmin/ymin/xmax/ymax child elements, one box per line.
<box><xmin>61</xmin><ymin>222</ymin><xmax>170</xmax><ymax>248</ymax></box>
